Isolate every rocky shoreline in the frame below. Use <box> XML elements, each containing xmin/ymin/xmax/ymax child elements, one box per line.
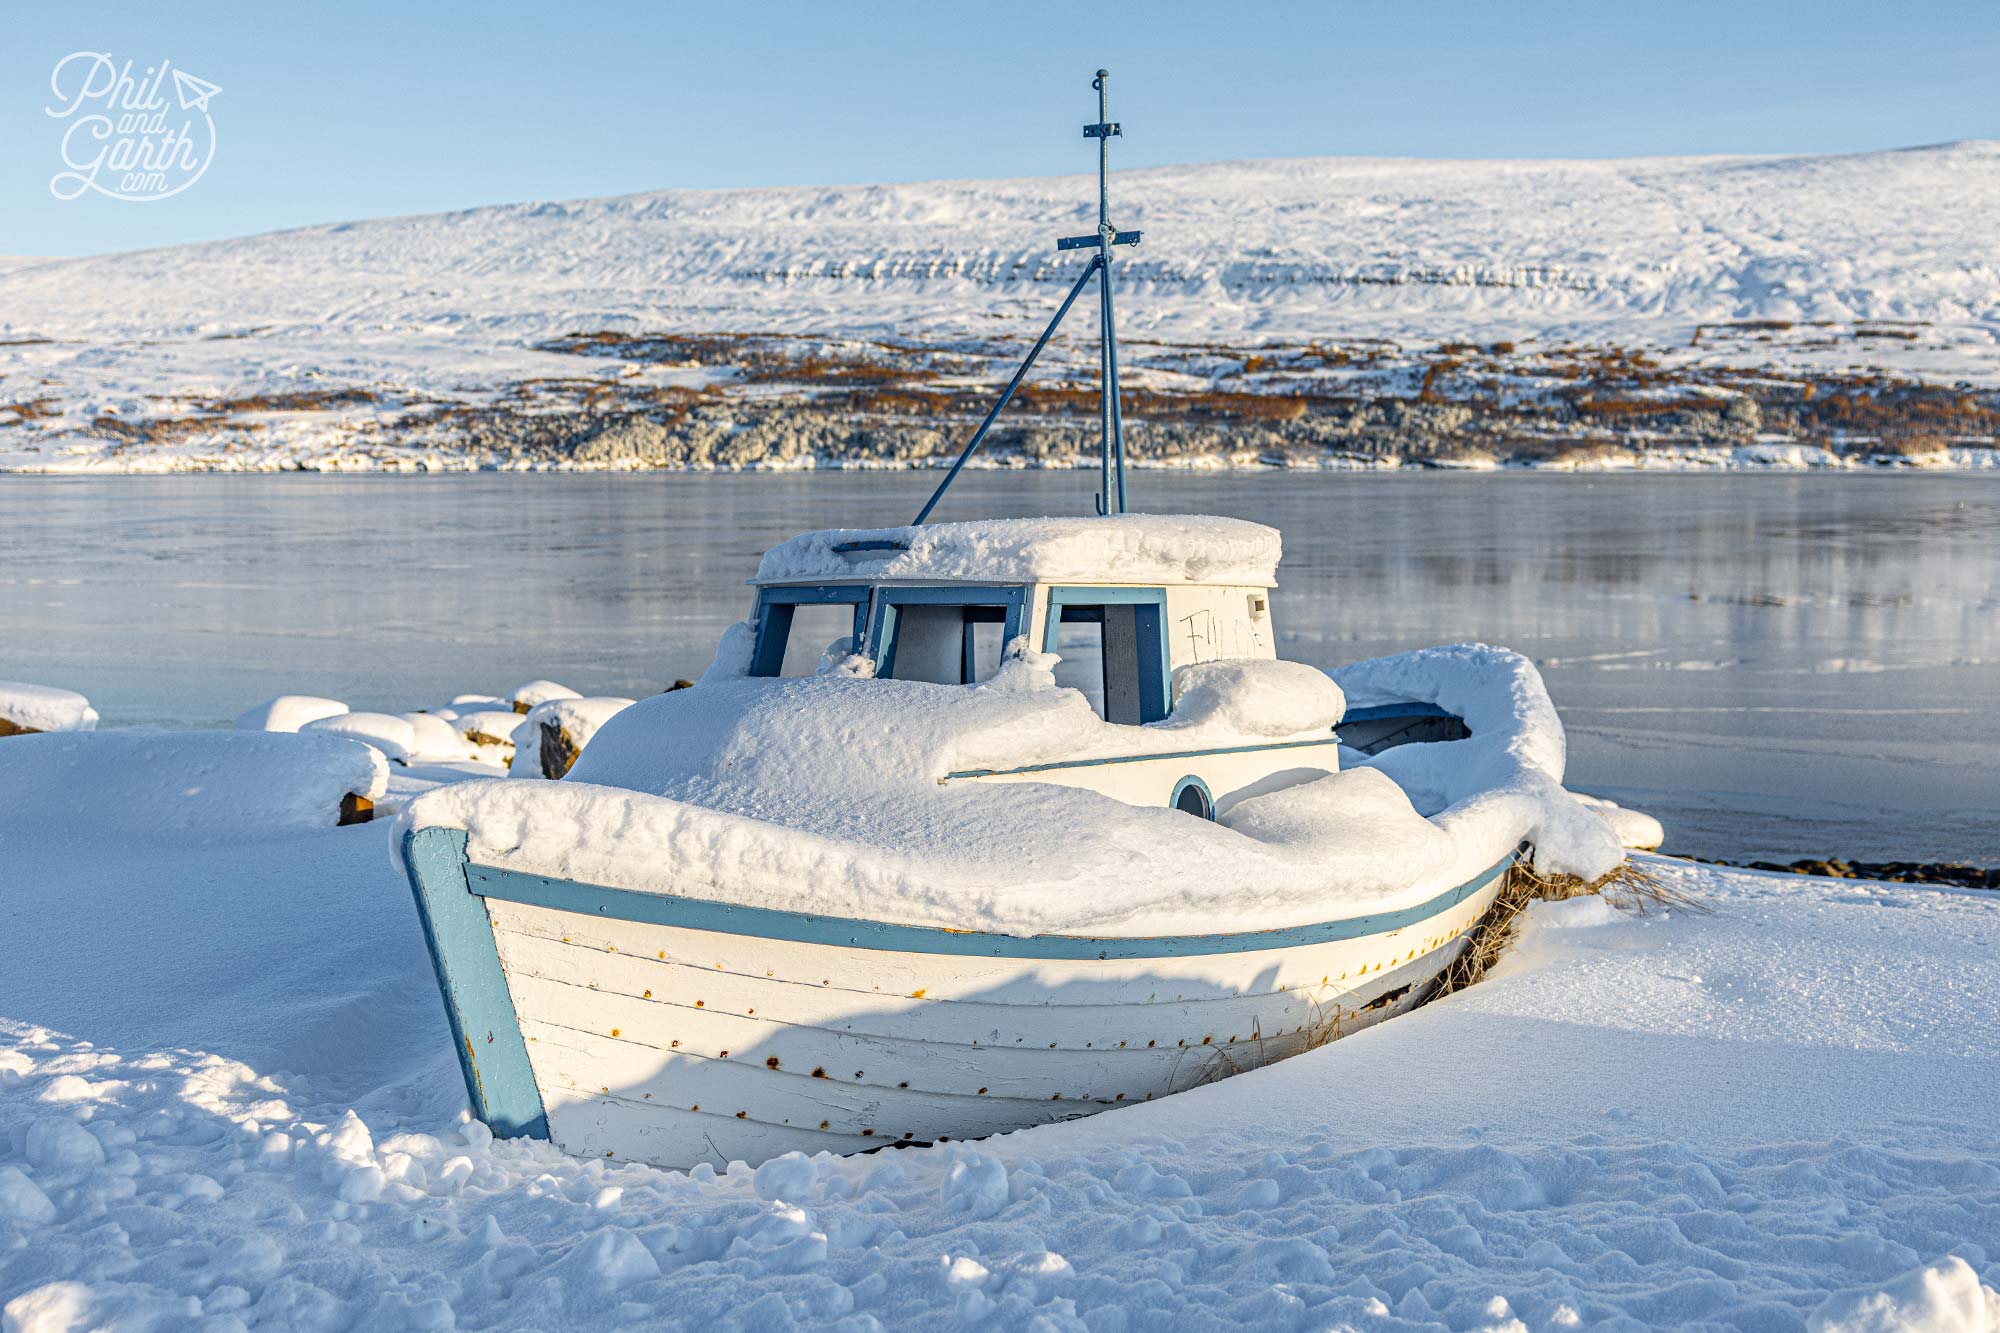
<box><xmin>1699</xmin><ymin>857</ymin><xmax>2000</xmax><ymax>889</ymax></box>
<box><xmin>6</xmin><ymin>326</ymin><xmax>1997</xmax><ymax>473</ymax></box>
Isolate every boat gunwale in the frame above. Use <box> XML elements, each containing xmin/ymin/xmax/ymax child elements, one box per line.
<box><xmin>458</xmin><ymin>845</ymin><xmax>1511</xmax><ymax>961</ymax></box>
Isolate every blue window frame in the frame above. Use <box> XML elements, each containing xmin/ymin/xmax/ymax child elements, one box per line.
<box><xmin>869</xmin><ymin>585</ymin><xmax>1029</xmax><ymax>683</ymax></box>
<box><xmin>1043</xmin><ymin>586</ymin><xmax>1171</xmax><ymax>724</ymax></box>
<box><xmin>751</xmin><ymin>585</ymin><xmax>872</xmax><ymax>677</ymax></box>
<box><xmin>1169</xmin><ymin>774</ymin><xmax>1215</xmax><ymax>819</ymax></box>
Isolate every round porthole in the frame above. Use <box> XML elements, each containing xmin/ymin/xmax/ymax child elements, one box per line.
<box><xmin>1170</xmin><ymin>776</ymin><xmax>1214</xmax><ymax>820</ymax></box>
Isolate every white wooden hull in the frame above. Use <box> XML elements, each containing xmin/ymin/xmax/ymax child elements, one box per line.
<box><xmin>476</xmin><ymin>871</ymin><xmax>1502</xmax><ymax>1171</ymax></box>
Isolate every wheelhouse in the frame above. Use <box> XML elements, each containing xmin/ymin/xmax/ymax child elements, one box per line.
<box><xmin>750</xmin><ymin>580</ymin><xmax>1270</xmax><ymax>729</ymax></box>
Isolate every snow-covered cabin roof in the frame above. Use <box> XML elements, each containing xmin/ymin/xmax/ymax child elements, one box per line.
<box><xmin>754</xmin><ymin>515</ymin><xmax>1282</xmax><ymax>588</ymax></box>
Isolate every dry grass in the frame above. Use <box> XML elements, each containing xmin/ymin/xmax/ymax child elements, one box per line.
<box><xmin>204</xmin><ymin>388</ymin><xmax>378</xmax><ymax>414</ymax></box>
<box><xmin>1434</xmin><ymin>856</ymin><xmax>1707</xmax><ymax>997</ymax></box>
<box><xmin>1864</xmin><ymin>433</ymin><xmax>1952</xmax><ymax>457</ymax></box>
<box><xmin>1571</xmin><ymin>394</ymin><xmax>1681</xmax><ymax>419</ymax></box>
<box><xmin>0</xmin><ymin>396</ymin><xmax>61</xmax><ymax>425</ymax></box>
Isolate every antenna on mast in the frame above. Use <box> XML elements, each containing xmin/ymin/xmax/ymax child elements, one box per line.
<box><xmin>913</xmin><ymin>68</ymin><xmax>1142</xmax><ymax>525</ymax></box>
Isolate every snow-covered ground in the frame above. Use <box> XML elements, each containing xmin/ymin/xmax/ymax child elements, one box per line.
<box><xmin>5</xmin><ymin>817</ymin><xmax>1996</xmax><ymax>1329</ymax></box>
<box><xmin>4</xmin><ymin>750</ymin><xmax>1998</xmax><ymax>1326</ymax></box>
<box><xmin>1</xmin><ymin>144</ymin><xmax>1995</xmax><ymax>472</ymax></box>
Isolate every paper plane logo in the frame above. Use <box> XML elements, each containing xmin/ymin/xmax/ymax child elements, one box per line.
<box><xmin>171</xmin><ymin>69</ymin><xmax>222</xmax><ymax>113</ymax></box>
<box><xmin>46</xmin><ymin>53</ymin><xmax>221</xmax><ymax>203</ymax></box>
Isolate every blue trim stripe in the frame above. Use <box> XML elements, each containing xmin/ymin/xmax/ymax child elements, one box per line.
<box><xmin>460</xmin><ymin>856</ymin><xmax>1509</xmax><ymax>962</ymax></box>
<box><xmin>760</xmin><ymin>584</ymin><xmax>874</xmax><ymax>606</ymax></box>
<box><xmin>944</xmin><ymin>734</ymin><xmax>1338</xmax><ymax>780</ymax></box>
<box><xmin>1041</xmin><ymin>585</ymin><xmax>1171</xmax><ymax>607</ymax></box>
<box><xmin>400</xmin><ymin>827</ymin><xmax>550</xmax><ymax>1139</ymax></box>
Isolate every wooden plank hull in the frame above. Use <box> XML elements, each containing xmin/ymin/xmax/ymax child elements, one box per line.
<box><xmin>402</xmin><ymin>827</ymin><xmax>1508</xmax><ymax>1172</ymax></box>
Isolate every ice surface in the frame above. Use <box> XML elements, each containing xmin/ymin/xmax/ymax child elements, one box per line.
<box><xmin>232</xmin><ymin>694</ymin><xmax>348</xmax><ymax>733</ymax></box>
<box><xmin>757</xmin><ymin>515</ymin><xmax>1282</xmax><ymax>587</ymax></box>
<box><xmin>0</xmin><ymin>729</ymin><xmax>386</xmax><ymax>841</ymax></box>
<box><xmin>0</xmin><ymin>682</ymin><xmax>97</xmax><ymax>734</ymax></box>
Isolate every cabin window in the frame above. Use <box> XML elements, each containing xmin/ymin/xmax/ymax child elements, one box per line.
<box><xmin>871</xmin><ymin>586</ymin><xmax>1028</xmax><ymax>685</ymax></box>
<box><xmin>1043</xmin><ymin>587</ymin><xmax>1170</xmax><ymax>724</ymax></box>
<box><xmin>750</xmin><ymin>586</ymin><xmax>871</xmax><ymax>677</ymax></box>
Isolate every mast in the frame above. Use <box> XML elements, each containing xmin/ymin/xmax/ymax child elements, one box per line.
<box><xmin>913</xmin><ymin>68</ymin><xmax>1142</xmax><ymax>525</ymax></box>
<box><xmin>1086</xmin><ymin>70</ymin><xmax>1130</xmax><ymax>515</ymax></box>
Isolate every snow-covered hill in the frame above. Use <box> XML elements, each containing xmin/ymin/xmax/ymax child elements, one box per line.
<box><xmin>2</xmin><ymin>143</ymin><xmax>1997</xmax><ymax>471</ymax></box>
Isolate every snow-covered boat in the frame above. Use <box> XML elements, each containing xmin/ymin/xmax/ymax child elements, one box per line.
<box><xmin>397</xmin><ymin>72</ymin><xmax>1637</xmax><ymax>1171</ymax></box>
<box><xmin>397</xmin><ymin>514</ymin><xmax>1638</xmax><ymax>1170</ymax></box>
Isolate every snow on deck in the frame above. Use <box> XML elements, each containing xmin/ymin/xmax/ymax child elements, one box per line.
<box><xmin>754</xmin><ymin>514</ymin><xmax>1282</xmax><ymax>588</ymax></box>
<box><xmin>405</xmin><ymin>647</ymin><xmax>1620</xmax><ymax>937</ymax></box>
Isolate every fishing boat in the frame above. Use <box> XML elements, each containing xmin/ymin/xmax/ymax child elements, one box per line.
<box><xmin>398</xmin><ymin>72</ymin><xmax>1637</xmax><ymax>1171</ymax></box>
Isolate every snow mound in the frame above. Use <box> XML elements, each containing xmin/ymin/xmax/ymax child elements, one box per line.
<box><xmin>566</xmin><ymin>667</ymin><xmax>1332</xmax><ymax>804</ymax></box>
<box><xmin>0</xmin><ymin>682</ymin><xmax>98</xmax><ymax>734</ymax></box>
<box><xmin>0</xmin><ymin>730</ymin><xmax>386</xmax><ymax>841</ymax></box>
<box><xmin>1811</xmin><ymin>1257</ymin><xmax>2000</xmax><ymax>1333</ymax></box>
<box><xmin>757</xmin><ymin>515</ymin><xmax>1282</xmax><ymax>588</ymax></box>
<box><xmin>401</xmin><ymin>712</ymin><xmax>477</xmax><ymax>763</ymax></box>
<box><xmin>454</xmin><ymin>709</ymin><xmax>522</xmax><ymax>742</ymax></box>
<box><xmin>301</xmin><ymin>712</ymin><xmax>416</xmax><ymax>765</ymax></box>
<box><xmin>1171</xmin><ymin>659</ymin><xmax>1343</xmax><ymax>737</ymax></box>
<box><xmin>452</xmin><ymin>709</ymin><xmax>524</xmax><ymax>756</ymax></box>
<box><xmin>510</xmin><ymin>679</ymin><xmax>580</xmax><ymax>710</ymax></box>
<box><xmin>1334</xmin><ymin>644</ymin><xmax>1628</xmax><ymax>882</ymax></box>
<box><xmin>1571</xmin><ymin>791</ymin><xmax>1667</xmax><ymax>851</ymax></box>
<box><xmin>506</xmin><ymin>696</ymin><xmax>635</xmax><ymax>777</ymax></box>
<box><xmin>232</xmin><ymin>694</ymin><xmax>347</xmax><ymax>733</ymax></box>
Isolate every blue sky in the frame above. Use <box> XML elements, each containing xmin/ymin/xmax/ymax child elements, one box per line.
<box><xmin>4</xmin><ymin>0</ymin><xmax>1995</xmax><ymax>257</ymax></box>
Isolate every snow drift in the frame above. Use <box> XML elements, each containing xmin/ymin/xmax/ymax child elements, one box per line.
<box><xmin>0</xmin><ymin>730</ymin><xmax>387</xmax><ymax>842</ymax></box>
<box><xmin>233</xmin><ymin>694</ymin><xmax>348</xmax><ymax>734</ymax></box>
